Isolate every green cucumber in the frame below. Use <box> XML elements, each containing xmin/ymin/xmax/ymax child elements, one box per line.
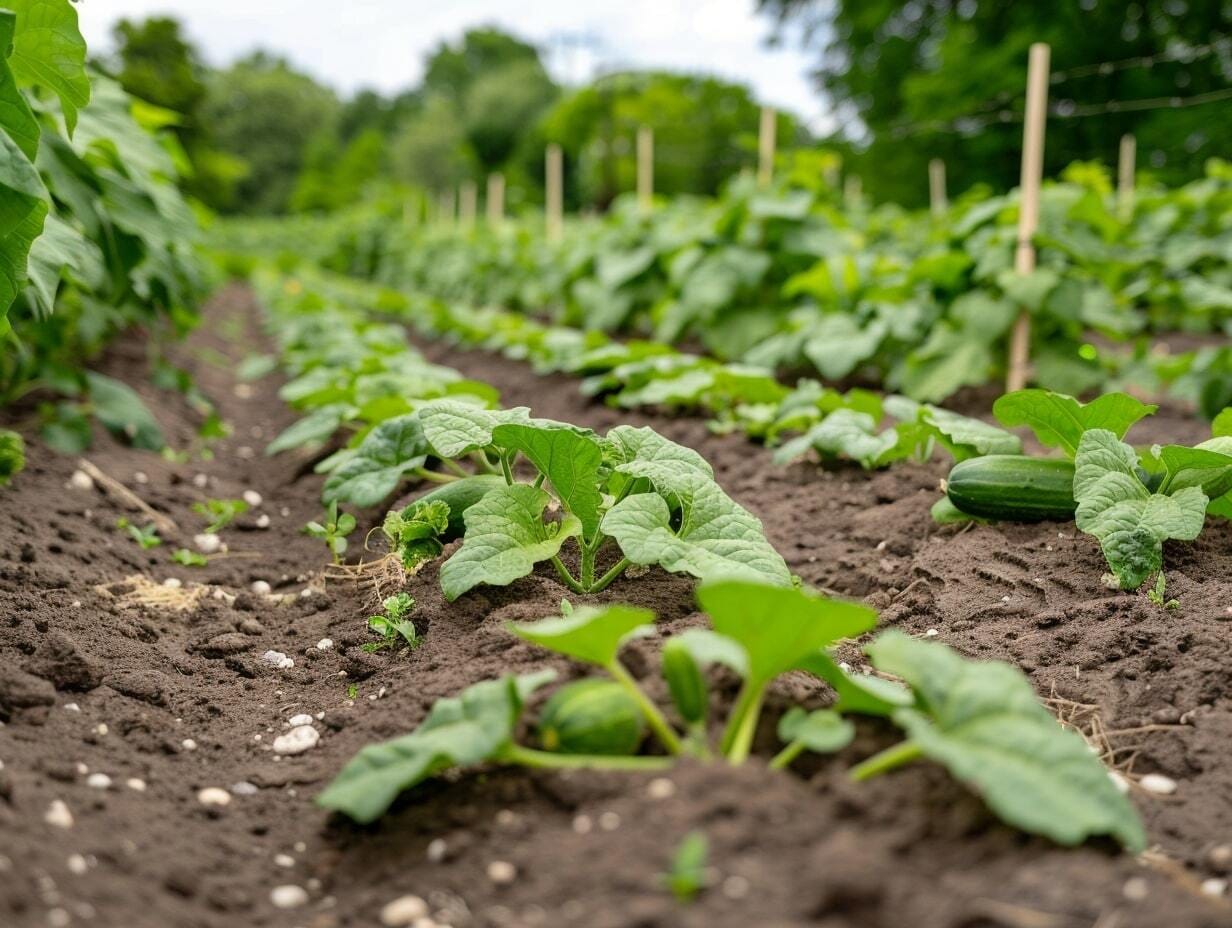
<box><xmin>945</xmin><ymin>455</ymin><xmax>1076</xmax><ymax>522</ymax></box>
<box><xmin>409</xmin><ymin>474</ymin><xmax>508</xmax><ymax>540</ymax></box>
<box><xmin>538</xmin><ymin>679</ymin><xmax>646</xmax><ymax>756</ymax></box>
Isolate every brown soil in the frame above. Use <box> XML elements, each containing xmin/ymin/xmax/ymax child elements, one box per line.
<box><xmin>1</xmin><ymin>284</ymin><xmax>1230</xmax><ymax>928</ymax></box>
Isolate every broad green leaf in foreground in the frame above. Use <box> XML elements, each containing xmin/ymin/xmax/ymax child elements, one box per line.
<box><xmin>316</xmin><ymin>671</ymin><xmax>555</xmax><ymax>823</ymax></box>
<box><xmin>440</xmin><ymin>483</ymin><xmax>581</xmax><ymax>600</ymax></box>
<box><xmin>864</xmin><ymin>631</ymin><xmax>1145</xmax><ymax>851</ymax></box>
<box><xmin>920</xmin><ymin>405</ymin><xmax>1022</xmax><ymax>461</ymax></box>
<box><xmin>993</xmin><ymin>389</ymin><xmax>1156</xmax><ymax>458</ymax></box>
<box><xmin>0</xmin><ymin>12</ymin><xmax>39</xmax><ymax>160</ymax></box>
<box><xmin>322</xmin><ymin>414</ymin><xmax>430</xmax><ymax>507</ymax></box>
<box><xmin>602</xmin><ymin>479</ymin><xmax>791</xmax><ymax>587</ymax></box>
<box><xmin>1073</xmin><ymin>430</ymin><xmax>1207</xmax><ymax>589</ymax></box>
<box><xmin>795</xmin><ymin>650</ymin><xmax>912</xmax><ymax>717</ymax></box>
<box><xmin>1155</xmin><ymin>443</ymin><xmax>1232</xmax><ymax>500</ymax></box>
<box><xmin>8</xmin><ymin>0</ymin><xmax>91</xmax><ymax>133</ymax></box>
<box><xmin>492</xmin><ymin>423</ymin><xmax>604</xmax><ymax>539</ymax></box>
<box><xmin>508</xmin><ymin>604</ymin><xmax>655</xmax><ymax>666</ymax></box>
<box><xmin>419</xmin><ymin>400</ymin><xmax>531</xmax><ymax>457</ymax></box>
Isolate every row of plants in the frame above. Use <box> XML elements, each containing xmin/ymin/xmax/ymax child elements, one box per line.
<box><xmin>215</xmin><ymin>154</ymin><xmax>1232</xmax><ymax>411</ymax></box>
<box><xmin>0</xmin><ymin>0</ymin><xmax>207</xmax><ymax>450</ymax></box>
<box><xmin>250</xmin><ymin>269</ymin><xmax>1147</xmax><ymax>857</ymax></box>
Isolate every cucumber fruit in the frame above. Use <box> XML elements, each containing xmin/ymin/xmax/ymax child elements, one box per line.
<box><xmin>409</xmin><ymin>474</ymin><xmax>507</xmax><ymax>540</ymax></box>
<box><xmin>945</xmin><ymin>455</ymin><xmax>1076</xmax><ymax>522</ymax></box>
<box><xmin>538</xmin><ymin>679</ymin><xmax>646</xmax><ymax>756</ymax></box>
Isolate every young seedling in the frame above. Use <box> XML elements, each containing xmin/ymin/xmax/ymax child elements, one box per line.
<box><xmin>363</xmin><ymin>592</ymin><xmax>421</xmax><ymax>652</ymax></box>
<box><xmin>305</xmin><ymin>500</ymin><xmax>357</xmax><ymax>564</ymax></box>
<box><xmin>193</xmin><ymin>498</ymin><xmax>249</xmax><ymax>533</ymax></box>
<box><xmin>660</xmin><ymin>831</ymin><xmax>709</xmax><ymax>903</ymax></box>
<box><xmin>172</xmin><ymin>548</ymin><xmax>208</xmax><ymax>567</ymax></box>
<box><xmin>0</xmin><ymin>430</ymin><xmax>24</xmax><ymax>488</ymax></box>
<box><xmin>116</xmin><ymin>518</ymin><xmax>161</xmax><ymax>550</ymax></box>
<box><xmin>1146</xmin><ymin>572</ymin><xmax>1180</xmax><ymax>610</ymax></box>
<box><xmin>379</xmin><ymin>499</ymin><xmax>449</xmax><ymax>569</ymax></box>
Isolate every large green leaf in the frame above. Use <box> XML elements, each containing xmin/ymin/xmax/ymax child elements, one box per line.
<box><xmin>8</xmin><ymin>0</ymin><xmax>90</xmax><ymax>133</ymax></box>
<box><xmin>85</xmin><ymin>371</ymin><xmax>164</xmax><ymax>450</ymax></box>
<box><xmin>419</xmin><ymin>400</ymin><xmax>531</xmax><ymax>457</ymax></box>
<box><xmin>773</xmin><ymin>408</ymin><xmax>899</xmax><ymax>469</ymax></box>
<box><xmin>440</xmin><ymin>483</ymin><xmax>582</xmax><ymax>601</ymax></box>
<box><xmin>508</xmin><ymin>605</ymin><xmax>655</xmax><ymax>667</ymax></box>
<box><xmin>322</xmin><ymin>414</ymin><xmax>430</xmax><ymax>507</ymax></box>
<box><xmin>492</xmin><ymin>423</ymin><xmax>604</xmax><ymax>540</ymax></box>
<box><xmin>602</xmin><ymin>479</ymin><xmax>791</xmax><ymax>587</ymax></box>
<box><xmin>1073</xmin><ymin>430</ymin><xmax>1208</xmax><ymax>589</ymax></box>
<box><xmin>0</xmin><ymin>11</ymin><xmax>39</xmax><ymax>159</ymax></box>
<box><xmin>993</xmin><ymin>390</ymin><xmax>1156</xmax><ymax>458</ymax></box>
<box><xmin>1157</xmin><ymin>441</ymin><xmax>1232</xmax><ymax>499</ymax></box>
<box><xmin>316</xmin><ymin>671</ymin><xmax>555</xmax><ymax>823</ymax></box>
<box><xmin>866</xmin><ymin>631</ymin><xmax>1145</xmax><ymax>851</ymax></box>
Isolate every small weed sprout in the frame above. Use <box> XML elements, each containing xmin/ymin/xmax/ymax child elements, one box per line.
<box><xmin>172</xmin><ymin>548</ymin><xmax>208</xmax><ymax>567</ymax></box>
<box><xmin>193</xmin><ymin>498</ymin><xmax>249</xmax><ymax>533</ymax></box>
<box><xmin>116</xmin><ymin>517</ymin><xmax>161</xmax><ymax>549</ymax></box>
<box><xmin>364</xmin><ymin>592</ymin><xmax>421</xmax><ymax>652</ymax></box>
<box><xmin>306</xmin><ymin>500</ymin><xmax>357</xmax><ymax>564</ymax></box>
<box><xmin>661</xmin><ymin>831</ymin><xmax>709</xmax><ymax>903</ymax></box>
<box><xmin>1146</xmin><ymin>572</ymin><xmax>1180</xmax><ymax>610</ymax></box>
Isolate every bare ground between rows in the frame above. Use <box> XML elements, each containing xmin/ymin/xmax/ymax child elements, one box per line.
<box><xmin>0</xmin><ymin>284</ymin><xmax>1227</xmax><ymax>928</ymax></box>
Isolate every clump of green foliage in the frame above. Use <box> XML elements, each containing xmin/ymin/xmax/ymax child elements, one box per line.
<box><xmin>380</xmin><ymin>499</ymin><xmax>450</xmax><ymax>569</ymax></box>
<box><xmin>116</xmin><ymin>518</ymin><xmax>161</xmax><ymax>549</ymax></box>
<box><xmin>192</xmin><ymin>498</ymin><xmax>249</xmax><ymax>533</ymax></box>
<box><xmin>661</xmin><ymin>831</ymin><xmax>709</xmax><ymax>903</ymax></box>
<box><xmin>0</xmin><ymin>431</ymin><xmax>24</xmax><ymax>487</ymax></box>
<box><xmin>171</xmin><ymin>548</ymin><xmax>207</xmax><ymax>567</ymax></box>
<box><xmin>363</xmin><ymin>592</ymin><xmax>420</xmax><ymax>652</ymax></box>
<box><xmin>305</xmin><ymin>500</ymin><xmax>356</xmax><ymax>564</ymax></box>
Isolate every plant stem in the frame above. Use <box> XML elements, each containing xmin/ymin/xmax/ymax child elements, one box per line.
<box><xmin>501</xmin><ymin>743</ymin><xmax>674</xmax><ymax>772</ymax></box>
<box><xmin>719</xmin><ymin>681</ymin><xmax>759</xmax><ymax>757</ymax></box>
<box><xmin>606</xmin><ymin>661</ymin><xmax>683</xmax><ymax>756</ymax></box>
<box><xmin>549</xmin><ymin>556</ymin><xmax>586</xmax><ymax>594</ymax></box>
<box><xmin>500</xmin><ymin>453</ymin><xmax>514</xmax><ymax>485</ymax></box>
<box><xmin>768</xmin><ymin>741</ymin><xmax>803</xmax><ymax>771</ymax></box>
<box><xmin>532</xmin><ymin>472</ymin><xmax>546</xmax><ymax>489</ymax></box>
<box><xmin>590</xmin><ymin>557</ymin><xmax>631</xmax><ymax>593</ymax></box>
<box><xmin>849</xmin><ymin>740</ymin><xmax>923</xmax><ymax>781</ymax></box>
<box><xmin>441</xmin><ymin>458</ymin><xmax>469</xmax><ymax>478</ymax></box>
<box><xmin>580</xmin><ymin>539</ymin><xmax>596</xmax><ymax>589</ymax></box>
<box><xmin>724</xmin><ymin>685</ymin><xmax>764</xmax><ymax>765</ymax></box>
<box><xmin>413</xmin><ymin>468</ymin><xmax>458</xmax><ymax>484</ymax></box>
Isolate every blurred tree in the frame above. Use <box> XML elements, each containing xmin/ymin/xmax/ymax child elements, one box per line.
<box><xmin>291</xmin><ymin>128</ymin><xmax>388</xmax><ymax>212</ymax></box>
<box><xmin>424</xmin><ymin>28</ymin><xmax>545</xmax><ymax>103</ymax></box>
<box><xmin>109</xmin><ymin>16</ymin><xmax>246</xmax><ymax>210</ymax></box>
<box><xmin>758</xmin><ymin>0</ymin><xmax>1232</xmax><ymax>205</ymax></box>
<box><xmin>542</xmin><ymin>71</ymin><xmax>804</xmax><ymax>208</ymax></box>
<box><xmin>390</xmin><ymin>95</ymin><xmax>475</xmax><ymax>193</ymax></box>
<box><xmin>202</xmin><ymin>53</ymin><xmax>340</xmax><ymax>213</ymax></box>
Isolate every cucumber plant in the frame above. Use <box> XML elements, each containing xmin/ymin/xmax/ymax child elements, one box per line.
<box><xmin>318</xmin><ymin>579</ymin><xmax>1144</xmax><ymax>852</ymax></box>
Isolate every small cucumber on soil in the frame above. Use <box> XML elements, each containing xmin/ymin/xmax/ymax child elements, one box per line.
<box><xmin>410</xmin><ymin>474</ymin><xmax>507</xmax><ymax>540</ymax></box>
<box><xmin>538</xmin><ymin>679</ymin><xmax>646</xmax><ymax>756</ymax></box>
<box><xmin>945</xmin><ymin>455</ymin><xmax>1076</xmax><ymax>522</ymax></box>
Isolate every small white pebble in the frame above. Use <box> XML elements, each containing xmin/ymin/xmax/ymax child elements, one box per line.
<box><xmin>126</xmin><ymin>778</ymin><xmax>146</xmax><ymax>792</ymax></box>
<box><xmin>231</xmin><ymin>781</ymin><xmax>258</xmax><ymax>796</ymax></box>
<box><xmin>272</xmin><ymin>725</ymin><xmax>320</xmax><ymax>755</ymax></box>
<box><xmin>76</xmin><ymin>762</ymin><xmax>89</xmax><ymax>775</ymax></box>
<box><xmin>63</xmin><ymin>703</ymin><xmax>80</xmax><ymax>712</ymax></box>
<box><xmin>273</xmin><ymin>854</ymin><xmax>295</xmax><ymax>869</ymax></box>
<box><xmin>134</xmin><ymin>471</ymin><xmax>148</xmax><ymax>485</ymax></box>
<box><xmin>1000</xmin><ymin>595</ymin><xmax>1011</xmax><ymax>603</ymax></box>
<box><xmin>646</xmin><ymin>778</ymin><xmax>676</xmax><ymax>800</ymax></box>
<box><xmin>299</xmin><ymin>588</ymin><xmax>314</xmax><ymax>599</ymax></box>
<box><xmin>1109</xmin><ymin>771</ymin><xmax>1131</xmax><ymax>794</ymax></box>
<box><xmin>1201</xmin><ymin>878</ymin><xmax>1227</xmax><ymax>898</ymax></box>
<box><xmin>269</xmin><ymin>885</ymin><xmax>308</xmax><ymax>909</ymax></box>
<box><xmin>67</xmin><ymin>854</ymin><xmax>88</xmax><ymax>875</ymax></box>
<box><xmin>86</xmin><ymin>773</ymin><xmax>111</xmax><ymax>790</ymax></box>
<box><xmin>316</xmin><ymin>638</ymin><xmax>334</xmax><ymax>651</ymax></box>
<box><xmin>287</xmin><ymin>713</ymin><xmax>314</xmax><ymax>727</ymax></box>
<box><xmin>69</xmin><ymin>470</ymin><xmax>94</xmax><ymax>491</ymax></box>
<box><xmin>487</xmin><ymin>861</ymin><xmax>516</xmax><ymax>885</ymax></box>
<box><xmin>251</xmin><ymin>580</ymin><xmax>272</xmax><ymax>596</ymax></box>
<box><xmin>280</xmin><ymin>507</ymin><xmax>290</xmax><ymax>518</ymax></box>
<box><xmin>163</xmin><ymin>578</ymin><xmax>182</xmax><ymax>589</ymax></box>
<box><xmin>197</xmin><ymin>787</ymin><xmax>231</xmax><ymax>807</ymax></box>
<box><xmin>1123</xmin><ymin>876</ymin><xmax>1150</xmax><ymax>901</ymax></box>
<box><xmin>380</xmin><ymin>895</ymin><xmax>430</xmax><ymax>926</ymax></box>
<box><xmin>193</xmin><ymin>533</ymin><xmax>222</xmax><ymax>554</ymax></box>
<box><xmin>192</xmin><ymin>473</ymin><xmax>209</xmax><ymax>489</ymax></box>
<box><xmin>45</xmin><ymin>800</ymin><xmax>74</xmax><ymax>829</ymax></box>
<box><xmin>70</xmin><ymin>601</ymin><xmax>81</xmax><ymax>609</ymax></box>
<box><xmin>924</xmin><ymin>628</ymin><xmax>938</xmax><ymax>637</ymax></box>
<box><xmin>598</xmin><ymin>812</ymin><xmax>621</xmax><ymax>831</ymax></box>
<box><xmin>48</xmin><ymin>908</ymin><xmax>71</xmax><ymax>928</ymax></box>
<box><xmin>256</xmin><ymin>514</ymin><xmax>271</xmax><ymax>529</ymax></box>
<box><xmin>426</xmin><ymin>838</ymin><xmax>447</xmax><ymax>863</ymax></box>
<box><xmin>722</xmin><ymin>875</ymin><xmax>750</xmax><ymax>899</ymax></box>
<box><xmin>875</xmin><ymin>540</ymin><xmax>887</xmax><ymax>551</ymax></box>
<box><xmin>572</xmin><ymin>815</ymin><xmax>592</xmax><ymax>835</ymax></box>
<box><xmin>95</xmin><ymin>723</ymin><xmax>108</xmax><ymax>737</ymax></box>
<box><xmin>242</xmin><ymin>490</ymin><xmax>263</xmax><ymax>507</ymax></box>
<box><xmin>181</xmin><ymin>738</ymin><xmax>197</xmax><ymax>752</ymax></box>
<box><xmin>237</xmin><ymin>445</ymin><xmax>255</xmax><ymax>459</ymax></box>
<box><xmin>1139</xmin><ymin>773</ymin><xmax>1178</xmax><ymax>795</ymax></box>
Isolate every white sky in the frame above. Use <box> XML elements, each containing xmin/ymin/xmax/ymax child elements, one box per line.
<box><xmin>75</xmin><ymin>0</ymin><xmax>835</xmax><ymax>133</ymax></box>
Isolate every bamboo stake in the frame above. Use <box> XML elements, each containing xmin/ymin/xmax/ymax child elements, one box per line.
<box><xmin>437</xmin><ymin>188</ymin><xmax>455</xmax><ymax>227</ymax></box>
<box><xmin>1117</xmin><ymin>133</ymin><xmax>1136</xmax><ymax>222</ymax></box>
<box><xmin>928</xmin><ymin>158</ymin><xmax>948</xmax><ymax>216</ymax></box>
<box><xmin>843</xmin><ymin>174</ymin><xmax>862</xmax><ymax>207</ymax></box>
<box><xmin>1006</xmin><ymin>42</ymin><xmax>1050</xmax><ymax>394</ymax></box>
<box><xmin>486</xmin><ymin>172</ymin><xmax>505</xmax><ymax>225</ymax></box>
<box><xmin>636</xmin><ymin>125</ymin><xmax>654</xmax><ymax>211</ymax></box>
<box><xmin>545</xmin><ymin>143</ymin><xmax>563</xmax><ymax>242</ymax></box>
<box><xmin>757</xmin><ymin>106</ymin><xmax>776</xmax><ymax>188</ymax></box>
<box><xmin>458</xmin><ymin>180</ymin><xmax>477</xmax><ymax>230</ymax></box>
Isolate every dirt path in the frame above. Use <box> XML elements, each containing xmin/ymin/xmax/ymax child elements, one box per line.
<box><xmin>0</xmin><ymin>285</ymin><xmax>1228</xmax><ymax>928</ymax></box>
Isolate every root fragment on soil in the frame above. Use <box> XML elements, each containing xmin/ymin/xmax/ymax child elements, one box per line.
<box><xmin>77</xmin><ymin>459</ymin><xmax>179</xmax><ymax>537</ymax></box>
<box><xmin>95</xmin><ymin>575</ymin><xmax>208</xmax><ymax>612</ymax></box>
<box><xmin>323</xmin><ymin>553</ymin><xmax>411</xmax><ymax>606</ymax></box>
